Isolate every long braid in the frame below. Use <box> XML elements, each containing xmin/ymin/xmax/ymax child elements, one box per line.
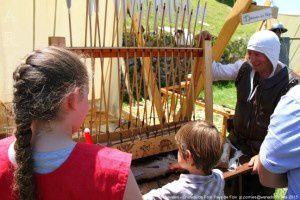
<box><xmin>12</xmin><ymin>47</ymin><xmax>88</xmax><ymax>200</ymax></box>
<box><xmin>13</xmin><ymin>63</ymin><xmax>36</xmax><ymax>200</ymax></box>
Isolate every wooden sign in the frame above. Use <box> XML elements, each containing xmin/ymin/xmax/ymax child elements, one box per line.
<box><xmin>241</xmin><ymin>7</ymin><xmax>278</xmax><ymax>25</ymax></box>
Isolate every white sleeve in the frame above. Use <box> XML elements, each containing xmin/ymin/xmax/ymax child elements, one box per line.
<box><xmin>212</xmin><ymin>60</ymin><xmax>244</xmax><ymax>81</ymax></box>
<box><xmin>143</xmin><ymin>180</ymin><xmax>182</xmax><ymax>200</ymax></box>
<box><xmin>260</xmin><ymin>91</ymin><xmax>300</xmax><ymax>174</ymax></box>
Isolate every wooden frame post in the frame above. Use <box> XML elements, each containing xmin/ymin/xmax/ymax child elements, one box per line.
<box><xmin>204</xmin><ymin>40</ymin><xmax>213</xmax><ymax>123</ymax></box>
<box><xmin>212</xmin><ymin>0</ymin><xmax>253</xmax><ymax>61</ymax></box>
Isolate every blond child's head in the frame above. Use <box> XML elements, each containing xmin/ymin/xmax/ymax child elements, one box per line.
<box><xmin>175</xmin><ymin>120</ymin><xmax>222</xmax><ymax>174</ymax></box>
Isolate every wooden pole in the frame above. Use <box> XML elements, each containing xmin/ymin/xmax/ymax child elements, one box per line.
<box><xmin>212</xmin><ymin>0</ymin><xmax>252</xmax><ymax>61</ymax></box>
<box><xmin>33</xmin><ymin>0</ymin><xmax>36</xmax><ymax>50</ymax></box>
<box><xmin>204</xmin><ymin>40</ymin><xmax>213</xmax><ymax>123</ymax></box>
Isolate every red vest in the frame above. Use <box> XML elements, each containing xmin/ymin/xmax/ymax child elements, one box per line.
<box><xmin>0</xmin><ymin>137</ymin><xmax>131</xmax><ymax>200</ymax></box>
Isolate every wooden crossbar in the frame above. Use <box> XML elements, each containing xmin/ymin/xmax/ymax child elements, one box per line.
<box><xmin>68</xmin><ymin>47</ymin><xmax>203</xmax><ymax>58</ymax></box>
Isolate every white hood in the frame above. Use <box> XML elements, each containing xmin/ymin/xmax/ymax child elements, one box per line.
<box><xmin>247</xmin><ymin>30</ymin><xmax>280</xmax><ymax>76</ymax></box>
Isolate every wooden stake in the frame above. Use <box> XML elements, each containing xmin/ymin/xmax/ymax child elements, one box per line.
<box><xmin>53</xmin><ymin>0</ymin><xmax>58</xmax><ymax>36</ymax></box>
<box><xmin>33</xmin><ymin>0</ymin><xmax>36</xmax><ymax>50</ymax></box>
<box><xmin>204</xmin><ymin>40</ymin><xmax>213</xmax><ymax>123</ymax></box>
<box><xmin>84</xmin><ymin>0</ymin><xmax>88</xmax><ymax>47</ymax></box>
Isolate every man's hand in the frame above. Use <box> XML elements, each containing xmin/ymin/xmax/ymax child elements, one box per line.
<box><xmin>199</xmin><ymin>31</ymin><xmax>212</xmax><ymax>41</ymax></box>
<box><xmin>194</xmin><ymin>31</ymin><xmax>213</xmax><ymax>47</ymax></box>
<box><xmin>248</xmin><ymin>155</ymin><xmax>259</xmax><ymax>174</ymax></box>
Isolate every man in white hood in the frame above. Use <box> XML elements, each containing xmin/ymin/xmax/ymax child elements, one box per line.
<box><xmin>212</xmin><ymin>30</ymin><xmax>299</xmax><ymax>196</ymax></box>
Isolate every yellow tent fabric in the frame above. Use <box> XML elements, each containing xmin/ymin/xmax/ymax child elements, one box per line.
<box><xmin>277</xmin><ymin>14</ymin><xmax>300</xmax><ymax>74</ymax></box>
<box><xmin>0</xmin><ymin>0</ymin><xmax>123</xmax><ymax>117</ymax></box>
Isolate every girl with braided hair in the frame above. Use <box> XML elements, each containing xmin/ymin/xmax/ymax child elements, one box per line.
<box><xmin>0</xmin><ymin>47</ymin><xmax>142</xmax><ymax>200</ymax></box>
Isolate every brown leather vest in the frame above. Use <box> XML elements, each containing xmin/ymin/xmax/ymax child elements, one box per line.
<box><xmin>229</xmin><ymin>62</ymin><xmax>299</xmax><ymax>156</ymax></box>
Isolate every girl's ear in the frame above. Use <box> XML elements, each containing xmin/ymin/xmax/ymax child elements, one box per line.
<box><xmin>185</xmin><ymin>150</ymin><xmax>195</xmax><ymax>165</ymax></box>
<box><xmin>66</xmin><ymin>87</ymin><xmax>81</xmax><ymax>111</ymax></box>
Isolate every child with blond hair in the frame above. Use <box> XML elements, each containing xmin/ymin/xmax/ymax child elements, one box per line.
<box><xmin>143</xmin><ymin>120</ymin><xmax>224</xmax><ymax>200</ymax></box>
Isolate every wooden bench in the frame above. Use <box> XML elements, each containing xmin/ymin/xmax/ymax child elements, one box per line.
<box><xmin>221</xmin><ymin>152</ymin><xmax>253</xmax><ymax>197</ymax></box>
<box><xmin>223</xmin><ymin>162</ymin><xmax>252</xmax><ymax>197</ymax></box>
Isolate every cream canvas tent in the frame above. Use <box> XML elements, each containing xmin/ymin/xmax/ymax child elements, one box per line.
<box><xmin>256</xmin><ymin>0</ymin><xmax>300</xmax><ymax>74</ymax></box>
<box><xmin>0</xmin><ymin>0</ymin><xmax>123</xmax><ymax>117</ymax></box>
<box><xmin>277</xmin><ymin>14</ymin><xmax>300</xmax><ymax>74</ymax></box>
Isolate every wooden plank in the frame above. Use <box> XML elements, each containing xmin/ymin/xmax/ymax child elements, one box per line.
<box><xmin>223</xmin><ymin>162</ymin><xmax>252</xmax><ymax>180</ymax></box>
<box><xmin>112</xmin><ymin>134</ymin><xmax>178</xmax><ymax>160</ymax></box>
<box><xmin>68</xmin><ymin>47</ymin><xmax>203</xmax><ymax>58</ymax></box>
<box><xmin>247</xmin><ymin>5</ymin><xmax>272</xmax><ymax>13</ymax></box>
<box><xmin>165</xmin><ymin>81</ymin><xmax>190</xmax><ymax>91</ymax></box>
<box><xmin>221</xmin><ymin>117</ymin><xmax>228</xmax><ymax>140</ymax></box>
<box><xmin>48</xmin><ymin>36</ymin><xmax>66</xmax><ymax>47</ymax></box>
<box><xmin>76</xmin><ymin>121</ymin><xmax>186</xmax><ymax>144</ymax></box>
<box><xmin>256</xmin><ymin>0</ymin><xmax>272</xmax><ymax>31</ymax></box>
<box><xmin>160</xmin><ymin>88</ymin><xmax>234</xmax><ymax>118</ymax></box>
<box><xmin>121</xmin><ymin>109</ymin><xmax>144</xmax><ymax>127</ymax></box>
<box><xmin>241</xmin><ymin>7</ymin><xmax>278</xmax><ymax>25</ymax></box>
<box><xmin>212</xmin><ymin>0</ymin><xmax>253</xmax><ymax>61</ymax></box>
<box><xmin>204</xmin><ymin>40</ymin><xmax>213</xmax><ymax>123</ymax></box>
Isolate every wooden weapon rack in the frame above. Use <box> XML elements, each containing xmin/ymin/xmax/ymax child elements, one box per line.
<box><xmin>66</xmin><ymin>0</ymin><xmax>214</xmax><ymax>158</ymax></box>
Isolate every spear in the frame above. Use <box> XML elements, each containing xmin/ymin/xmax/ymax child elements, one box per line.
<box><xmin>186</xmin><ymin>0</ymin><xmax>190</xmax><ymax>15</ymax></box>
<box><xmin>168</xmin><ymin>0</ymin><xmax>173</xmax><ymax>35</ymax></box>
<box><xmin>174</xmin><ymin>6</ymin><xmax>180</xmax><ymax>46</ymax></box>
<box><xmin>88</xmin><ymin>0</ymin><xmax>95</xmax><ymax>134</ymax></box>
<box><xmin>138</xmin><ymin>3</ymin><xmax>143</xmax><ymax>34</ymax></box>
<box><xmin>129</xmin><ymin>0</ymin><xmax>137</xmax><ymax>46</ymax></box>
<box><xmin>192</xmin><ymin>0</ymin><xmax>200</xmax><ymax>47</ymax></box>
<box><xmin>103</xmin><ymin>0</ymin><xmax>108</xmax><ymax>47</ymax></box>
<box><xmin>101</xmin><ymin>0</ymin><xmax>111</xmax><ymax>139</ymax></box>
<box><xmin>66</xmin><ymin>0</ymin><xmax>73</xmax><ymax>46</ymax></box>
<box><xmin>115</xmin><ymin>0</ymin><xmax>123</xmax><ymax>133</ymax></box>
<box><xmin>93</xmin><ymin>0</ymin><xmax>99</xmax><ymax>47</ymax></box>
<box><xmin>198</xmin><ymin>1</ymin><xmax>207</xmax><ymax>47</ymax></box>
<box><xmin>180</xmin><ymin>5</ymin><xmax>187</xmax><ymax>45</ymax></box>
<box><xmin>147</xmin><ymin>3</ymin><xmax>156</xmax><ymax>129</ymax></box>
<box><xmin>142</xmin><ymin>1</ymin><xmax>152</xmax><ymax>127</ymax></box>
<box><xmin>145</xmin><ymin>1</ymin><xmax>152</xmax><ymax>41</ymax></box>
<box><xmin>186</xmin><ymin>9</ymin><xmax>193</xmax><ymax>46</ymax></box>
<box><xmin>84</xmin><ymin>0</ymin><xmax>88</xmax><ymax>47</ymax></box>
<box><xmin>53</xmin><ymin>0</ymin><xmax>58</xmax><ymax>36</ymax></box>
<box><xmin>33</xmin><ymin>0</ymin><xmax>36</xmax><ymax>50</ymax></box>
<box><xmin>89</xmin><ymin>0</ymin><xmax>95</xmax><ymax>47</ymax></box>
<box><xmin>160</xmin><ymin>3</ymin><xmax>166</xmax><ymax>46</ymax></box>
<box><xmin>153</xmin><ymin>5</ymin><xmax>159</xmax><ymax>46</ymax></box>
<box><xmin>106</xmin><ymin>0</ymin><xmax>121</xmax><ymax>143</ymax></box>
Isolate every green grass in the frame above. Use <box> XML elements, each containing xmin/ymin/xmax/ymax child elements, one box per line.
<box><xmin>274</xmin><ymin>188</ymin><xmax>287</xmax><ymax>200</ymax></box>
<box><xmin>198</xmin><ymin>81</ymin><xmax>236</xmax><ymax>109</ymax></box>
<box><xmin>132</xmin><ymin>0</ymin><xmax>258</xmax><ymax>41</ymax></box>
<box><xmin>191</xmin><ymin>0</ymin><xmax>259</xmax><ymax>40</ymax></box>
<box><xmin>211</xmin><ymin>81</ymin><xmax>236</xmax><ymax>109</ymax></box>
